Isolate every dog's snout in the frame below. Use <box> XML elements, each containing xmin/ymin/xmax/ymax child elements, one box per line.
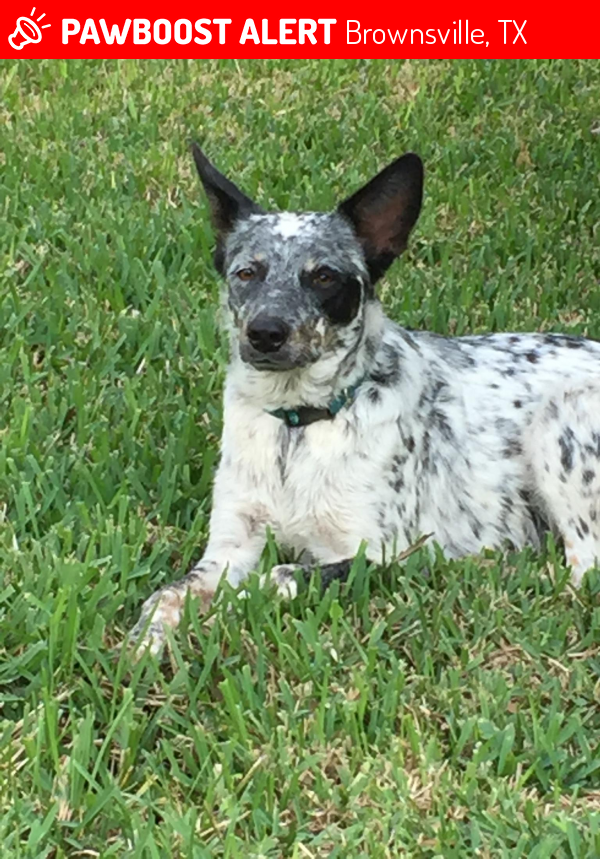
<box><xmin>246</xmin><ymin>316</ymin><xmax>290</xmax><ymax>353</ymax></box>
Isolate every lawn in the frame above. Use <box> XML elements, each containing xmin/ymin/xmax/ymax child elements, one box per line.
<box><xmin>1</xmin><ymin>59</ymin><xmax>600</xmax><ymax>857</ymax></box>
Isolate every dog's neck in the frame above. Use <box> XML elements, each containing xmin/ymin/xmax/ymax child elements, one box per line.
<box><xmin>226</xmin><ymin>301</ymin><xmax>386</xmax><ymax>412</ymax></box>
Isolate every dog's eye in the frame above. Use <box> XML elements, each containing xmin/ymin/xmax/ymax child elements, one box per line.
<box><xmin>313</xmin><ymin>269</ymin><xmax>336</xmax><ymax>287</ymax></box>
<box><xmin>236</xmin><ymin>268</ymin><xmax>255</xmax><ymax>281</ymax></box>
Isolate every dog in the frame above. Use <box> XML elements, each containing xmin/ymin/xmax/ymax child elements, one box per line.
<box><xmin>130</xmin><ymin>145</ymin><xmax>600</xmax><ymax>654</ymax></box>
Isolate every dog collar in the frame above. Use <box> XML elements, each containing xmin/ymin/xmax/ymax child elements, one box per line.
<box><xmin>267</xmin><ymin>378</ymin><xmax>365</xmax><ymax>427</ymax></box>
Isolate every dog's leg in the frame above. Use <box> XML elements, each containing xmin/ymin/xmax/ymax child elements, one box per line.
<box><xmin>129</xmin><ymin>498</ymin><xmax>267</xmax><ymax>655</ymax></box>
<box><xmin>527</xmin><ymin>382</ymin><xmax>600</xmax><ymax>585</ymax></box>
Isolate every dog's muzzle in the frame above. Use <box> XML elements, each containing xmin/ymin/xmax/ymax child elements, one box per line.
<box><xmin>239</xmin><ymin>314</ymin><xmax>320</xmax><ymax>371</ymax></box>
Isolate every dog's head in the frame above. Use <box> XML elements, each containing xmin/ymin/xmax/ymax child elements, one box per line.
<box><xmin>193</xmin><ymin>145</ymin><xmax>423</xmax><ymax>373</ymax></box>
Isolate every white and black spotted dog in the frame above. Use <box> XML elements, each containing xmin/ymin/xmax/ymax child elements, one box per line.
<box><xmin>130</xmin><ymin>145</ymin><xmax>600</xmax><ymax>654</ymax></box>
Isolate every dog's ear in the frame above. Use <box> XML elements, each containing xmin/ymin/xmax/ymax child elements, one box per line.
<box><xmin>338</xmin><ymin>153</ymin><xmax>423</xmax><ymax>283</ymax></box>
<box><xmin>192</xmin><ymin>144</ymin><xmax>264</xmax><ymax>271</ymax></box>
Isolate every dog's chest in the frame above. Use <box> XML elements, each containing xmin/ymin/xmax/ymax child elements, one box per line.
<box><xmin>224</xmin><ymin>400</ymin><xmax>405</xmax><ymax>557</ymax></box>
<box><xmin>275</xmin><ymin>417</ymin><xmax>397</xmax><ymax>556</ymax></box>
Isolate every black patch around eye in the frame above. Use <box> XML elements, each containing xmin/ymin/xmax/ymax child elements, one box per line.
<box><xmin>318</xmin><ymin>275</ymin><xmax>362</xmax><ymax>325</ymax></box>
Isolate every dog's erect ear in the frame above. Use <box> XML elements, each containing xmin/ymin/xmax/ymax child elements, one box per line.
<box><xmin>338</xmin><ymin>153</ymin><xmax>423</xmax><ymax>284</ymax></box>
<box><xmin>192</xmin><ymin>144</ymin><xmax>264</xmax><ymax>270</ymax></box>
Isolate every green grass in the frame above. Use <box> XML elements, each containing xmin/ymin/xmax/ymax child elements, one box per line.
<box><xmin>1</xmin><ymin>59</ymin><xmax>600</xmax><ymax>857</ymax></box>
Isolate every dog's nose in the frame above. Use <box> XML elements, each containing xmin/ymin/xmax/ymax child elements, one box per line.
<box><xmin>246</xmin><ymin>316</ymin><xmax>290</xmax><ymax>353</ymax></box>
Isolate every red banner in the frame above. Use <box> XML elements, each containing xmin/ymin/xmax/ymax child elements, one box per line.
<box><xmin>1</xmin><ymin>0</ymin><xmax>598</xmax><ymax>58</ymax></box>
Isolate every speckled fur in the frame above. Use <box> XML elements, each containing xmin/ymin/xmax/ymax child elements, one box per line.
<box><xmin>129</xmin><ymin>148</ymin><xmax>600</xmax><ymax>655</ymax></box>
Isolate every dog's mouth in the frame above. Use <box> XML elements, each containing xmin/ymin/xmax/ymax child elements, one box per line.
<box><xmin>244</xmin><ymin>355</ymin><xmax>312</xmax><ymax>372</ymax></box>
<box><xmin>239</xmin><ymin>341</ymin><xmax>316</xmax><ymax>372</ymax></box>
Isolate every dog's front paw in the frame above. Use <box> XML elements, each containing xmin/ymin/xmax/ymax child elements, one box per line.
<box><xmin>127</xmin><ymin>620</ymin><xmax>166</xmax><ymax>658</ymax></box>
<box><xmin>124</xmin><ymin>566</ymin><xmax>221</xmax><ymax>658</ymax></box>
<box><xmin>126</xmin><ymin>587</ymin><xmax>184</xmax><ymax>658</ymax></box>
<box><xmin>263</xmin><ymin>564</ymin><xmax>302</xmax><ymax>599</ymax></box>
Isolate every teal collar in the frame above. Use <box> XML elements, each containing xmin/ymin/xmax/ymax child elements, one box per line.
<box><xmin>267</xmin><ymin>378</ymin><xmax>365</xmax><ymax>428</ymax></box>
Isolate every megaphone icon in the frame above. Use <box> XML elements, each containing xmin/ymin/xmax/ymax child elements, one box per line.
<box><xmin>8</xmin><ymin>9</ymin><xmax>49</xmax><ymax>50</ymax></box>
